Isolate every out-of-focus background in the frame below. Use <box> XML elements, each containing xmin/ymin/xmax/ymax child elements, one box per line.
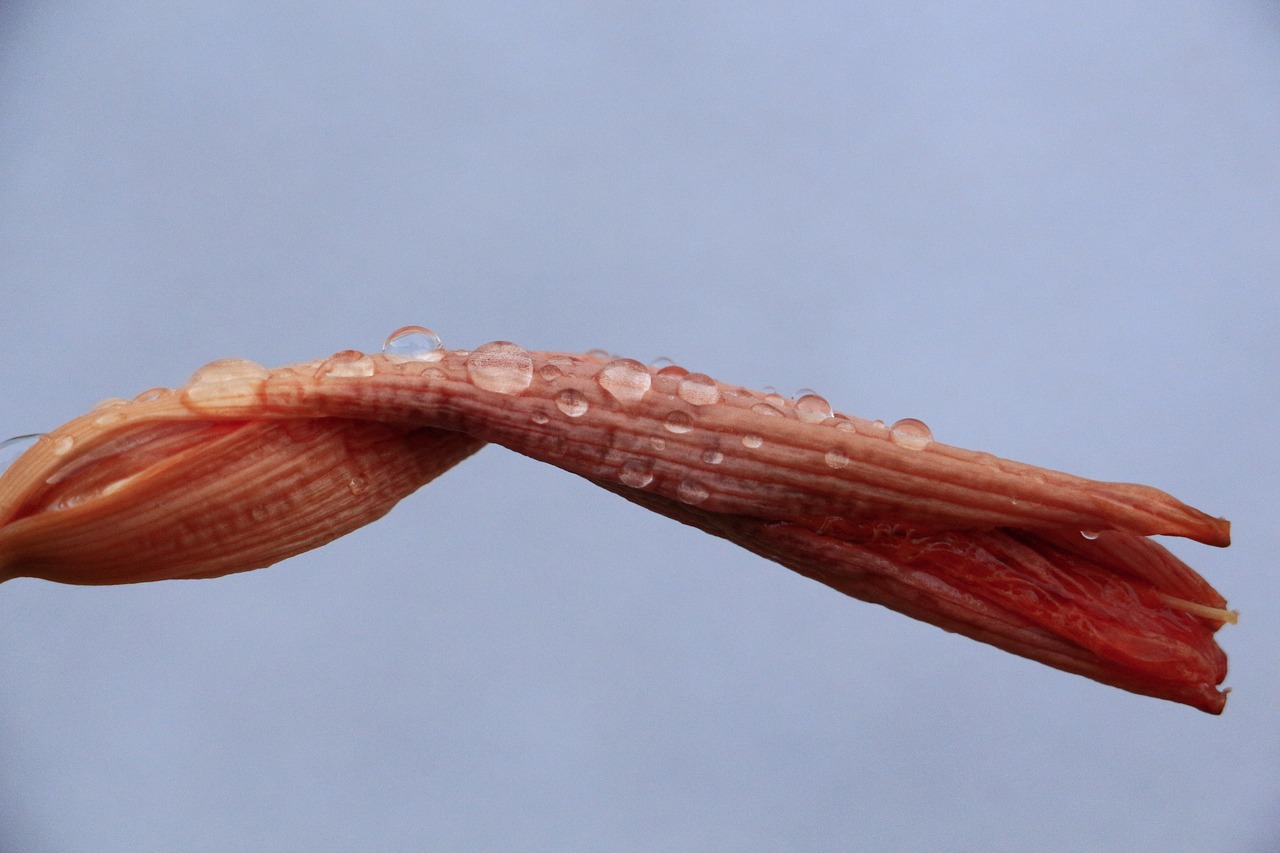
<box><xmin>1</xmin><ymin>4</ymin><xmax>1276</xmax><ymax>850</ymax></box>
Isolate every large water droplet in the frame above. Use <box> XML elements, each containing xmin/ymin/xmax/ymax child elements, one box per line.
<box><xmin>677</xmin><ymin>478</ymin><xmax>710</xmax><ymax>505</ymax></box>
<box><xmin>795</xmin><ymin>393</ymin><xmax>833</xmax><ymax>422</ymax></box>
<box><xmin>664</xmin><ymin>411</ymin><xmax>693</xmax><ymax>434</ymax></box>
<box><xmin>318</xmin><ymin>350</ymin><xmax>375</xmax><ymax>378</ymax></box>
<box><xmin>619</xmin><ymin>459</ymin><xmax>654</xmax><ymax>488</ymax></box>
<box><xmin>889</xmin><ymin>418</ymin><xmax>933</xmax><ymax>450</ymax></box>
<box><xmin>596</xmin><ymin>358</ymin><xmax>652</xmax><ymax>404</ymax></box>
<box><xmin>382</xmin><ymin>325</ymin><xmax>444</xmax><ymax>361</ymax></box>
<box><xmin>0</xmin><ymin>433</ymin><xmax>43</xmax><ymax>475</ymax></box>
<box><xmin>677</xmin><ymin>373</ymin><xmax>720</xmax><ymax>406</ymax></box>
<box><xmin>742</xmin><ymin>433</ymin><xmax>763</xmax><ymax>449</ymax></box>
<box><xmin>824</xmin><ymin>448</ymin><xmax>850</xmax><ymax>469</ymax></box>
<box><xmin>466</xmin><ymin>341</ymin><xmax>534</xmax><ymax>395</ymax></box>
<box><xmin>555</xmin><ymin>389</ymin><xmax>589</xmax><ymax>417</ymax></box>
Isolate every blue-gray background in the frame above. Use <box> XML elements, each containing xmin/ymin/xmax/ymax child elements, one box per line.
<box><xmin>1</xmin><ymin>3</ymin><xmax>1277</xmax><ymax>851</ymax></box>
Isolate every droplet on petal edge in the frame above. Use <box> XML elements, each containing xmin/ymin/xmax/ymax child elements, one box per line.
<box><xmin>619</xmin><ymin>459</ymin><xmax>654</xmax><ymax>488</ymax></box>
<box><xmin>889</xmin><ymin>417</ymin><xmax>933</xmax><ymax>450</ymax></box>
<box><xmin>676</xmin><ymin>373</ymin><xmax>721</xmax><ymax>406</ymax></box>
<box><xmin>382</xmin><ymin>325</ymin><xmax>444</xmax><ymax>362</ymax></box>
<box><xmin>0</xmin><ymin>433</ymin><xmax>43</xmax><ymax>475</ymax></box>
<box><xmin>595</xmin><ymin>358</ymin><xmax>652</xmax><ymax>404</ymax></box>
<box><xmin>676</xmin><ymin>478</ymin><xmax>710</xmax><ymax>505</ymax></box>
<box><xmin>52</xmin><ymin>435</ymin><xmax>75</xmax><ymax>456</ymax></box>
<box><xmin>555</xmin><ymin>389</ymin><xmax>589</xmax><ymax>417</ymax></box>
<box><xmin>794</xmin><ymin>393</ymin><xmax>833</xmax><ymax>422</ymax></box>
<box><xmin>466</xmin><ymin>341</ymin><xmax>534</xmax><ymax>395</ymax></box>
<box><xmin>317</xmin><ymin>350</ymin><xmax>376</xmax><ymax>378</ymax></box>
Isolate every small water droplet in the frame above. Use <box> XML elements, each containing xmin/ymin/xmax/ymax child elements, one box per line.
<box><xmin>795</xmin><ymin>393</ymin><xmax>833</xmax><ymax>422</ymax></box>
<box><xmin>742</xmin><ymin>433</ymin><xmax>763</xmax><ymax>449</ymax></box>
<box><xmin>191</xmin><ymin>358</ymin><xmax>271</xmax><ymax>385</ymax></box>
<box><xmin>649</xmin><ymin>436</ymin><xmax>666</xmax><ymax>450</ymax></box>
<box><xmin>539</xmin><ymin>362</ymin><xmax>564</xmax><ymax>383</ymax></box>
<box><xmin>382</xmin><ymin>325</ymin><xmax>444</xmax><ymax>361</ymax></box>
<box><xmin>595</xmin><ymin>358</ymin><xmax>652</xmax><ymax>404</ymax></box>
<box><xmin>702</xmin><ymin>449</ymin><xmax>724</xmax><ymax>465</ymax></box>
<box><xmin>466</xmin><ymin>341</ymin><xmax>534</xmax><ymax>395</ymax></box>
<box><xmin>677</xmin><ymin>373</ymin><xmax>720</xmax><ymax>406</ymax></box>
<box><xmin>664</xmin><ymin>411</ymin><xmax>693</xmax><ymax>434</ymax></box>
<box><xmin>655</xmin><ymin>363</ymin><xmax>689</xmax><ymax>379</ymax></box>
<box><xmin>824</xmin><ymin>448</ymin><xmax>850</xmax><ymax>469</ymax></box>
<box><xmin>90</xmin><ymin>398</ymin><xmax>128</xmax><ymax>426</ymax></box>
<box><xmin>530</xmin><ymin>411</ymin><xmax>550</xmax><ymax>425</ymax></box>
<box><xmin>1080</xmin><ymin>530</ymin><xmax>1101</xmax><ymax>540</ymax></box>
<box><xmin>584</xmin><ymin>348</ymin><xmax>612</xmax><ymax>360</ymax></box>
<box><xmin>677</xmin><ymin>478</ymin><xmax>710</xmax><ymax>505</ymax></box>
<box><xmin>751</xmin><ymin>402</ymin><xmax>786</xmax><ymax>418</ymax></box>
<box><xmin>889</xmin><ymin>418</ymin><xmax>933</xmax><ymax>450</ymax></box>
<box><xmin>555</xmin><ymin>389</ymin><xmax>589</xmax><ymax>417</ymax></box>
<box><xmin>348</xmin><ymin>476</ymin><xmax>368</xmax><ymax>496</ymax></box>
<box><xmin>52</xmin><ymin>435</ymin><xmax>75</xmax><ymax>456</ymax></box>
<box><xmin>319</xmin><ymin>350</ymin><xmax>375</xmax><ymax>378</ymax></box>
<box><xmin>0</xmin><ymin>433</ymin><xmax>43</xmax><ymax>475</ymax></box>
<box><xmin>619</xmin><ymin>460</ymin><xmax>654</xmax><ymax>488</ymax></box>
<box><xmin>132</xmin><ymin>387</ymin><xmax>171</xmax><ymax>403</ymax></box>
<box><xmin>833</xmin><ymin>418</ymin><xmax>857</xmax><ymax>433</ymax></box>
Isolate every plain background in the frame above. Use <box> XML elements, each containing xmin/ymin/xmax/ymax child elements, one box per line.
<box><xmin>1</xmin><ymin>3</ymin><xmax>1277</xmax><ymax>851</ymax></box>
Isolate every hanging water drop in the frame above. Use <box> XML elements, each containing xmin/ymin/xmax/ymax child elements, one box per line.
<box><xmin>382</xmin><ymin>325</ymin><xmax>444</xmax><ymax>362</ymax></box>
<box><xmin>595</xmin><ymin>358</ymin><xmax>652</xmax><ymax>404</ymax></box>
<box><xmin>889</xmin><ymin>418</ymin><xmax>933</xmax><ymax>450</ymax></box>
<box><xmin>619</xmin><ymin>459</ymin><xmax>655</xmax><ymax>488</ymax></box>
<box><xmin>677</xmin><ymin>373</ymin><xmax>720</xmax><ymax>406</ymax></box>
<box><xmin>555</xmin><ymin>389</ymin><xmax>589</xmax><ymax>417</ymax></box>
<box><xmin>466</xmin><ymin>341</ymin><xmax>534</xmax><ymax>395</ymax></box>
<box><xmin>677</xmin><ymin>478</ymin><xmax>710</xmax><ymax>505</ymax></box>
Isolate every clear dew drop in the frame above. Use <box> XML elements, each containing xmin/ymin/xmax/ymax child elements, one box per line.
<box><xmin>132</xmin><ymin>387</ymin><xmax>171</xmax><ymax>403</ymax></box>
<box><xmin>663</xmin><ymin>410</ymin><xmax>694</xmax><ymax>434</ymax></box>
<box><xmin>742</xmin><ymin>433</ymin><xmax>763</xmax><ymax>449</ymax></box>
<box><xmin>52</xmin><ymin>435</ymin><xmax>75</xmax><ymax>456</ymax></box>
<box><xmin>595</xmin><ymin>358</ymin><xmax>652</xmax><ymax>404</ymax></box>
<box><xmin>466</xmin><ymin>341</ymin><xmax>534</xmax><ymax>395</ymax></box>
<box><xmin>0</xmin><ymin>433</ymin><xmax>43</xmax><ymax>475</ymax></box>
<box><xmin>1080</xmin><ymin>530</ymin><xmax>1101</xmax><ymax>540</ymax></box>
<box><xmin>676</xmin><ymin>478</ymin><xmax>710</xmax><ymax>505</ymax></box>
<box><xmin>751</xmin><ymin>402</ymin><xmax>786</xmax><ymax>418</ymax></box>
<box><xmin>794</xmin><ymin>393</ymin><xmax>833</xmax><ymax>422</ymax></box>
<box><xmin>889</xmin><ymin>418</ymin><xmax>933</xmax><ymax>450</ymax></box>
<box><xmin>676</xmin><ymin>373</ymin><xmax>720</xmax><ymax>406</ymax></box>
<box><xmin>319</xmin><ymin>350</ymin><xmax>375</xmax><ymax>378</ymax></box>
<box><xmin>555</xmin><ymin>388</ymin><xmax>589</xmax><ymax>417</ymax></box>
<box><xmin>348</xmin><ymin>476</ymin><xmax>368</xmax><ymax>496</ymax></box>
<box><xmin>539</xmin><ymin>362</ymin><xmax>564</xmax><ymax>383</ymax></box>
<box><xmin>382</xmin><ymin>325</ymin><xmax>444</xmax><ymax>361</ymax></box>
<box><xmin>619</xmin><ymin>459</ymin><xmax>655</xmax><ymax>488</ymax></box>
<box><xmin>824</xmin><ymin>448</ymin><xmax>850</xmax><ymax>469</ymax></box>
<box><xmin>530</xmin><ymin>411</ymin><xmax>550</xmax><ymax>425</ymax></box>
<box><xmin>702</xmin><ymin>449</ymin><xmax>724</xmax><ymax>465</ymax></box>
<box><xmin>190</xmin><ymin>357</ymin><xmax>271</xmax><ymax>385</ymax></box>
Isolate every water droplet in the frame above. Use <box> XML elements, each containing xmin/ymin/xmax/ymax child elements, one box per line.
<box><xmin>530</xmin><ymin>411</ymin><xmax>550</xmax><ymax>425</ymax></box>
<box><xmin>649</xmin><ymin>436</ymin><xmax>666</xmax><ymax>450</ymax></box>
<box><xmin>382</xmin><ymin>325</ymin><xmax>443</xmax><ymax>361</ymax></box>
<box><xmin>619</xmin><ymin>460</ymin><xmax>654</xmax><ymax>488</ymax></box>
<box><xmin>348</xmin><ymin>476</ymin><xmax>368</xmax><ymax>496</ymax></box>
<box><xmin>539</xmin><ymin>362</ymin><xmax>564</xmax><ymax>382</ymax></box>
<box><xmin>833</xmin><ymin>418</ymin><xmax>857</xmax><ymax>433</ymax></box>
<box><xmin>751</xmin><ymin>402</ymin><xmax>786</xmax><ymax>418</ymax></box>
<box><xmin>250</xmin><ymin>504</ymin><xmax>270</xmax><ymax>522</ymax></box>
<box><xmin>824</xmin><ymin>448</ymin><xmax>850</xmax><ymax>469</ymax></box>
<box><xmin>0</xmin><ymin>433</ymin><xmax>43</xmax><ymax>475</ymax></box>
<box><xmin>319</xmin><ymin>350</ymin><xmax>375</xmax><ymax>378</ymax></box>
<box><xmin>132</xmin><ymin>387</ymin><xmax>171</xmax><ymax>403</ymax></box>
<box><xmin>52</xmin><ymin>435</ymin><xmax>74</xmax><ymax>456</ymax></box>
<box><xmin>795</xmin><ymin>393</ymin><xmax>833</xmax><ymax>422</ymax></box>
<box><xmin>677</xmin><ymin>373</ymin><xmax>720</xmax><ymax>406</ymax></box>
<box><xmin>889</xmin><ymin>418</ymin><xmax>933</xmax><ymax>450</ymax></box>
<box><xmin>701</xmin><ymin>449</ymin><xmax>724</xmax><ymax>465</ymax></box>
<box><xmin>677</xmin><ymin>478</ymin><xmax>710</xmax><ymax>505</ymax></box>
<box><xmin>655</xmin><ymin>363</ymin><xmax>689</xmax><ymax>379</ymax></box>
<box><xmin>466</xmin><ymin>341</ymin><xmax>533</xmax><ymax>395</ymax></box>
<box><xmin>595</xmin><ymin>358</ymin><xmax>652</xmax><ymax>404</ymax></box>
<box><xmin>190</xmin><ymin>358</ymin><xmax>271</xmax><ymax>385</ymax></box>
<box><xmin>90</xmin><ymin>398</ymin><xmax>128</xmax><ymax>426</ymax></box>
<box><xmin>584</xmin><ymin>348</ymin><xmax>612</xmax><ymax>360</ymax></box>
<box><xmin>664</xmin><ymin>411</ymin><xmax>693</xmax><ymax>434</ymax></box>
<box><xmin>742</xmin><ymin>433</ymin><xmax>763</xmax><ymax>449</ymax></box>
<box><xmin>1080</xmin><ymin>530</ymin><xmax>1101</xmax><ymax>541</ymax></box>
<box><xmin>555</xmin><ymin>389</ymin><xmax>589</xmax><ymax>417</ymax></box>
